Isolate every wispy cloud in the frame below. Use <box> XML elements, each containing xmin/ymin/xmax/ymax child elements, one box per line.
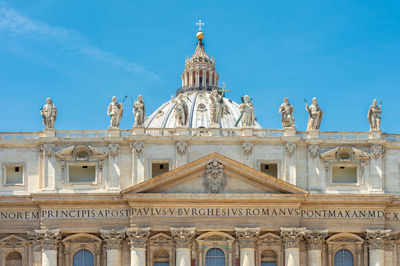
<box><xmin>0</xmin><ymin>4</ymin><xmax>160</xmax><ymax>80</ymax></box>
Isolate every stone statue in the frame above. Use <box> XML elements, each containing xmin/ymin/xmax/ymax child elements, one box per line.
<box><xmin>172</xmin><ymin>94</ymin><xmax>189</xmax><ymax>126</ymax></box>
<box><xmin>133</xmin><ymin>95</ymin><xmax>145</xmax><ymax>127</ymax></box>
<box><xmin>279</xmin><ymin>97</ymin><xmax>295</xmax><ymax>128</ymax></box>
<box><xmin>239</xmin><ymin>95</ymin><xmax>255</xmax><ymax>127</ymax></box>
<box><xmin>305</xmin><ymin>97</ymin><xmax>323</xmax><ymax>131</ymax></box>
<box><xmin>209</xmin><ymin>89</ymin><xmax>226</xmax><ymax>125</ymax></box>
<box><xmin>41</xmin><ymin>97</ymin><xmax>57</xmax><ymax>129</ymax></box>
<box><xmin>107</xmin><ymin>96</ymin><xmax>123</xmax><ymax>129</ymax></box>
<box><xmin>367</xmin><ymin>99</ymin><xmax>382</xmax><ymax>131</ymax></box>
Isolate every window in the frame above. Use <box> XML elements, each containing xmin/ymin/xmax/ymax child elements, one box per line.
<box><xmin>260</xmin><ymin>163</ymin><xmax>278</xmax><ymax>178</ymax></box>
<box><xmin>261</xmin><ymin>250</ymin><xmax>277</xmax><ymax>266</ymax></box>
<box><xmin>154</xmin><ymin>263</ymin><xmax>169</xmax><ymax>266</ymax></box>
<box><xmin>69</xmin><ymin>164</ymin><xmax>96</xmax><ymax>183</ymax></box>
<box><xmin>4</xmin><ymin>163</ymin><xmax>24</xmax><ymax>185</ymax></box>
<box><xmin>5</xmin><ymin>251</ymin><xmax>22</xmax><ymax>266</ymax></box>
<box><xmin>152</xmin><ymin>162</ymin><xmax>169</xmax><ymax>178</ymax></box>
<box><xmin>334</xmin><ymin>249</ymin><xmax>353</xmax><ymax>266</ymax></box>
<box><xmin>205</xmin><ymin>248</ymin><xmax>225</xmax><ymax>266</ymax></box>
<box><xmin>73</xmin><ymin>249</ymin><xmax>94</xmax><ymax>266</ymax></box>
<box><xmin>153</xmin><ymin>250</ymin><xmax>169</xmax><ymax>266</ymax></box>
<box><xmin>332</xmin><ymin>165</ymin><xmax>357</xmax><ymax>184</ymax></box>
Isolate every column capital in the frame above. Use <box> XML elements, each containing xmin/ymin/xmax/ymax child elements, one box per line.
<box><xmin>304</xmin><ymin>229</ymin><xmax>328</xmax><ymax>250</ymax></box>
<box><xmin>170</xmin><ymin>227</ymin><xmax>196</xmax><ymax>248</ymax></box>
<box><xmin>100</xmin><ymin>229</ymin><xmax>125</xmax><ymax>250</ymax></box>
<box><xmin>235</xmin><ymin>227</ymin><xmax>260</xmax><ymax>248</ymax></box>
<box><xmin>126</xmin><ymin>227</ymin><xmax>150</xmax><ymax>249</ymax></box>
<box><xmin>31</xmin><ymin>229</ymin><xmax>61</xmax><ymax>250</ymax></box>
<box><xmin>365</xmin><ymin>229</ymin><xmax>394</xmax><ymax>250</ymax></box>
<box><xmin>41</xmin><ymin>143</ymin><xmax>56</xmax><ymax>157</ymax></box>
<box><xmin>280</xmin><ymin>227</ymin><xmax>305</xmax><ymax>249</ymax></box>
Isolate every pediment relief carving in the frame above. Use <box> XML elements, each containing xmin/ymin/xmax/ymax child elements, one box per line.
<box><xmin>258</xmin><ymin>233</ymin><xmax>282</xmax><ymax>246</ymax></box>
<box><xmin>149</xmin><ymin>233</ymin><xmax>173</xmax><ymax>246</ymax></box>
<box><xmin>320</xmin><ymin>146</ymin><xmax>370</xmax><ymax>162</ymax></box>
<box><xmin>0</xmin><ymin>235</ymin><xmax>26</xmax><ymax>248</ymax></box>
<box><xmin>56</xmin><ymin>145</ymin><xmax>108</xmax><ymax>161</ymax></box>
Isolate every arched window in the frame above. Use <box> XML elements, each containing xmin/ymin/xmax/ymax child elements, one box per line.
<box><xmin>73</xmin><ymin>249</ymin><xmax>94</xmax><ymax>266</ymax></box>
<box><xmin>261</xmin><ymin>250</ymin><xmax>277</xmax><ymax>266</ymax></box>
<box><xmin>153</xmin><ymin>249</ymin><xmax>169</xmax><ymax>266</ymax></box>
<box><xmin>5</xmin><ymin>251</ymin><xmax>22</xmax><ymax>266</ymax></box>
<box><xmin>205</xmin><ymin>248</ymin><xmax>225</xmax><ymax>266</ymax></box>
<box><xmin>334</xmin><ymin>249</ymin><xmax>353</xmax><ymax>266</ymax></box>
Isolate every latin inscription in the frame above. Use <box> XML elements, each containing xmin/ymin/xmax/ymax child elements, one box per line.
<box><xmin>0</xmin><ymin>207</ymin><xmax>399</xmax><ymax>221</ymax></box>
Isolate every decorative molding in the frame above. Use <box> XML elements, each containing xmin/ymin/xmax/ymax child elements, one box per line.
<box><xmin>305</xmin><ymin>230</ymin><xmax>328</xmax><ymax>250</ymax></box>
<box><xmin>41</xmin><ymin>144</ymin><xmax>55</xmax><ymax>157</ymax></box>
<box><xmin>235</xmin><ymin>227</ymin><xmax>260</xmax><ymax>248</ymax></box>
<box><xmin>202</xmin><ymin>159</ymin><xmax>228</xmax><ymax>193</ymax></box>
<box><xmin>126</xmin><ymin>227</ymin><xmax>150</xmax><ymax>249</ymax></box>
<box><xmin>370</xmin><ymin>145</ymin><xmax>385</xmax><ymax>159</ymax></box>
<box><xmin>27</xmin><ymin>231</ymin><xmax>43</xmax><ymax>251</ymax></box>
<box><xmin>242</xmin><ymin>142</ymin><xmax>253</xmax><ymax>155</ymax></box>
<box><xmin>285</xmin><ymin>143</ymin><xmax>296</xmax><ymax>158</ymax></box>
<box><xmin>108</xmin><ymin>144</ymin><xmax>120</xmax><ymax>158</ymax></box>
<box><xmin>29</xmin><ymin>229</ymin><xmax>61</xmax><ymax>250</ymax></box>
<box><xmin>170</xmin><ymin>227</ymin><xmax>196</xmax><ymax>248</ymax></box>
<box><xmin>365</xmin><ymin>229</ymin><xmax>393</xmax><ymax>250</ymax></box>
<box><xmin>176</xmin><ymin>142</ymin><xmax>188</xmax><ymax>155</ymax></box>
<box><xmin>55</xmin><ymin>145</ymin><xmax>108</xmax><ymax>161</ymax></box>
<box><xmin>131</xmin><ymin>141</ymin><xmax>144</xmax><ymax>155</ymax></box>
<box><xmin>320</xmin><ymin>146</ymin><xmax>370</xmax><ymax>161</ymax></box>
<box><xmin>308</xmin><ymin>145</ymin><xmax>319</xmax><ymax>159</ymax></box>
<box><xmin>100</xmin><ymin>229</ymin><xmax>125</xmax><ymax>250</ymax></box>
<box><xmin>280</xmin><ymin>227</ymin><xmax>305</xmax><ymax>249</ymax></box>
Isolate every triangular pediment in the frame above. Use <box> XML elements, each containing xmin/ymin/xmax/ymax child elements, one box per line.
<box><xmin>122</xmin><ymin>153</ymin><xmax>307</xmax><ymax>195</ymax></box>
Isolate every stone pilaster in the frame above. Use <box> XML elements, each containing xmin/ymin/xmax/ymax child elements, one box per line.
<box><xmin>305</xmin><ymin>230</ymin><xmax>328</xmax><ymax>266</ymax></box>
<box><xmin>32</xmin><ymin>229</ymin><xmax>61</xmax><ymax>266</ymax></box>
<box><xmin>235</xmin><ymin>228</ymin><xmax>260</xmax><ymax>266</ymax></box>
<box><xmin>242</xmin><ymin>142</ymin><xmax>253</xmax><ymax>167</ymax></box>
<box><xmin>281</xmin><ymin>227</ymin><xmax>305</xmax><ymax>266</ymax></box>
<box><xmin>171</xmin><ymin>227</ymin><xmax>196</xmax><ymax>266</ymax></box>
<box><xmin>131</xmin><ymin>141</ymin><xmax>145</xmax><ymax>185</ymax></box>
<box><xmin>126</xmin><ymin>227</ymin><xmax>150</xmax><ymax>266</ymax></box>
<box><xmin>41</xmin><ymin>143</ymin><xmax>56</xmax><ymax>191</ymax></box>
<box><xmin>176</xmin><ymin>142</ymin><xmax>188</xmax><ymax>168</ymax></box>
<box><xmin>108</xmin><ymin>144</ymin><xmax>120</xmax><ymax>190</ymax></box>
<box><xmin>308</xmin><ymin>144</ymin><xmax>320</xmax><ymax>191</ymax></box>
<box><xmin>284</xmin><ymin>142</ymin><xmax>297</xmax><ymax>185</ymax></box>
<box><xmin>366</xmin><ymin>229</ymin><xmax>393</xmax><ymax>266</ymax></box>
<box><xmin>27</xmin><ymin>231</ymin><xmax>43</xmax><ymax>266</ymax></box>
<box><xmin>101</xmin><ymin>229</ymin><xmax>125</xmax><ymax>266</ymax></box>
<box><xmin>370</xmin><ymin>145</ymin><xmax>385</xmax><ymax>192</ymax></box>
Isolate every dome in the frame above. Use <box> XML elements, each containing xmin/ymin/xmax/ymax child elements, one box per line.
<box><xmin>144</xmin><ymin>90</ymin><xmax>262</xmax><ymax>129</ymax></box>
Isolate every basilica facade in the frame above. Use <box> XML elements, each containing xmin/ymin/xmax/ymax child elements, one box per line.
<box><xmin>0</xmin><ymin>27</ymin><xmax>399</xmax><ymax>266</ymax></box>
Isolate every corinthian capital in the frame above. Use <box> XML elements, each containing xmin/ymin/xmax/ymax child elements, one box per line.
<box><xmin>235</xmin><ymin>227</ymin><xmax>260</xmax><ymax>248</ymax></box>
<box><xmin>100</xmin><ymin>229</ymin><xmax>125</xmax><ymax>250</ymax></box>
<box><xmin>366</xmin><ymin>229</ymin><xmax>393</xmax><ymax>250</ymax></box>
<box><xmin>305</xmin><ymin>230</ymin><xmax>328</xmax><ymax>250</ymax></box>
<box><xmin>31</xmin><ymin>229</ymin><xmax>61</xmax><ymax>250</ymax></box>
<box><xmin>280</xmin><ymin>227</ymin><xmax>305</xmax><ymax>249</ymax></box>
<box><xmin>170</xmin><ymin>227</ymin><xmax>196</xmax><ymax>248</ymax></box>
<box><xmin>126</xmin><ymin>227</ymin><xmax>150</xmax><ymax>249</ymax></box>
<box><xmin>41</xmin><ymin>144</ymin><xmax>56</xmax><ymax>157</ymax></box>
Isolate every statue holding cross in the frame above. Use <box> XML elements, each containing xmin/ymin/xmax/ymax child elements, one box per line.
<box><xmin>209</xmin><ymin>83</ymin><xmax>230</xmax><ymax>126</ymax></box>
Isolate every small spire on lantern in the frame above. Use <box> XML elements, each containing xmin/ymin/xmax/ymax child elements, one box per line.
<box><xmin>196</xmin><ymin>20</ymin><xmax>204</xmax><ymax>40</ymax></box>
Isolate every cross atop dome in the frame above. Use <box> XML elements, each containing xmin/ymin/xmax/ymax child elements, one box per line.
<box><xmin>196</xmin><ymin>20</ymin><xmax>204</xmax><ymax>31</ymax></box>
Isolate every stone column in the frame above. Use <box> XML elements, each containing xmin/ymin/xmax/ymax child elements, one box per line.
<box><xmin>27</xmin><ymin>231</ymin><xmax>43</xmax><ymax>266</ymax></box>
<box><xmin>235</xmin><ymin>227</ymin><xmax>260</xmax><ymax>266</ymax></box>
<box><xmin>202</xmin><ymin>71</ymin><xmax>206</xmax><ymax>87</ymax></box>
<box><xmin>366</xmin><ymin>229</ymin><xmax>393</xmax><ymax>266</ymax></box>
<box><xmin>170</xmin><ymin>227</ymin><xmax>196</xmax><ymax>266</ymax></box>
<box><xmin>189</xmin><ymin>72</ymin><xmax>193</xmax><ymax>87</ymax></box>
<box><xmin>101</xmin><ymin>229</ymin><xmax>126</xmax><ymax>266</ymax></box>
<box><xmin>108</xmin><ymin>144</ymin><xmax>121</xmax><ymax>190</ymax></box>
<box><xmin>284</xmin><ymin>143</ymin><xmax>297</xmax><ymax>185</ymax></box>
<box><xmin>131</xmin><ymin>142</ymin><xmax>145</xmax><ymax>185</ymax></box>
<box><xmin>176</xmin><ymin>142</ymin><xmax>188</xmax><ymax>168</ymax></box>
<box><xmin>41</xmin><ymin>144</ymin><xmax>56</xmax><ymax>191</ymax></box>
<box><xmin>305</xmin><ymin>230</ymin><xmax>328</xmax><ymax>266</ymax></box>
<box><xmin>195</xmin><ymin>71</ymin><xmax>200</xmax><ymax>87</ymax></box>
<box><xmin>281</xmin><ymin>228</ymin><xmax>305</xmax><ymax>266</ymax></box>
<box><xmin>33</xmin><ymin>229</ymin><xmax>61</xmax><ymax>266</ymax></box>
<box><xmin>308</xmin><ymin>145</ymin><xmax>320</xmax><ymax>191</ymax></box>
<box><xmin>370</xmin><ymin>145</ymin><xmax>385</xmax><ymax>192</ymax></box>
<box><xmin>126</xmin><ymin>227</ymin><xmax>150</xmax><ymax>266</ymax></box>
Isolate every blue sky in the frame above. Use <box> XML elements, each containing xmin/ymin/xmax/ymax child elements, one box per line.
<box><xmin>0</xmin><ymin>0</ymin><xmax>399</xmax><ymax>132</ymax></box>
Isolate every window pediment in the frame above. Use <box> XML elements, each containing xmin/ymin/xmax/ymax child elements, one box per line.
<box><xmin>56</xmin><ymin>145</ymin><xmax>108</xmax><ymax>161</ymax></box>
<box><xmin>320</xmin><ymin>146</ymin><xmax>370</xmax><ymax>162</ymax></box>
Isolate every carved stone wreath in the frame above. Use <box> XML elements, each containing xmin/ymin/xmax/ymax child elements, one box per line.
<box><xmin>202</xmin><ymin>159</ymin><xmax>228</xmax><ymax>193</ymax></box>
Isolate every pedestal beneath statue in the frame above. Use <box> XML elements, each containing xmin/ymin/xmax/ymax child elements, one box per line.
<box><xmin>369</xmin><ymin>130</ymin><xmax>382</xmax><ymax>139</ymax></box>
<box><xmin>176</xmin><ymin>126</ymin><xmax>188</xmax><ymax>136</ymax></box>
<box><xmin>132</xmin><ymin>126</ymin><xmax>145</xmax><ymax>136</ymax></box>
<box><xmin>241</xmin><ymin>127</ymin><xmax>254</xmax><ymax>137</ymax></box>
<box><xmin>108</xmin><ymin>128</ymin><xmax>121</xmax><ymax>137</ymax></box>
<box><xmin>307</xmin><ymin>130</ymin><xmax>319</xmax><ymax>139</ymax></box>
<box><xmin>40</xmin><ymin>128</ymin><xmax>56</xmax><ymax>138</ymax></box>
<box><xmin>284</xmin><ymin>127</ymin><xmax>296</xmax><ymax>137</ymax></box>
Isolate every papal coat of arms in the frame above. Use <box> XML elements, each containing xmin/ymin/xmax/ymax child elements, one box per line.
<box><xmin>202</xmin><ymin>159</ymin><xmax>228</xmax><ymax>193</ymax></box>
